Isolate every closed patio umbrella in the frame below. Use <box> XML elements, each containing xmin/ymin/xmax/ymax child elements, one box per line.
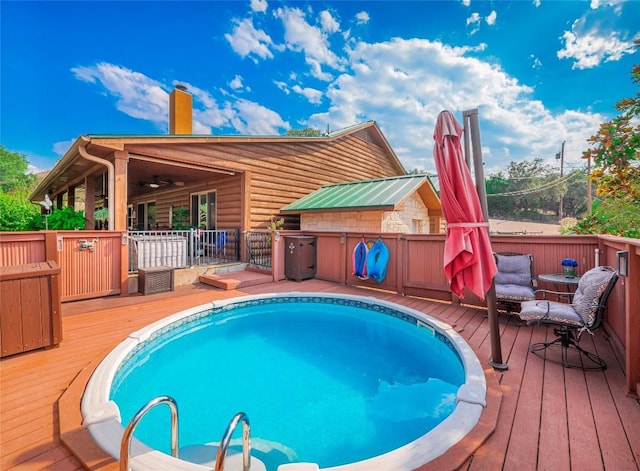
<box><xmin>433</xmin><ymin>109</ymin><xmax>506</xmax><ymax>369</ymax></box>
<box><xmin>433</xmin><ymin>110</ymin><xmax>496</xmax><ymax>299</ymax></box>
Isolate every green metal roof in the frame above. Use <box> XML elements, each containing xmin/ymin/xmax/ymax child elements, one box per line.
<box><xmin>281</xmin><ymin>174</ymin><xmax>437</xmax><ymax>212</ymax></box>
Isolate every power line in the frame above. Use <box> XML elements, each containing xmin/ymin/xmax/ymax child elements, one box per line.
<box><xmin>486</xmin><ymin>171</ymin><xmax>581</xmax><ymax>198</ymax></box>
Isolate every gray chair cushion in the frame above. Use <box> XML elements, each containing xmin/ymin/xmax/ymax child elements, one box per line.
<box><xmin>495</xmin><ymin>283</ymin><xmax>535</xmax><ymax>301</ymax></box>
<box><xmin>495</xmin><ymin>254</ymin><xmax>533</xmax><ymax>287</ymax></box>
<box><xmin>519</xmin><ymin>299</ymin><xmax>584</xmax><ymax>327</ymax></box>
<box><xmin>572</xmin><ymin>267</ymin><xmax>617</xmax><ymax>326</ymax></box>
<box><xmin>520</xmin><ymin>267</ymin><xmax>617</xmax><ymax>328</ymax></box>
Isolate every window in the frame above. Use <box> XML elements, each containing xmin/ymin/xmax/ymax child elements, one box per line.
<box><xmin>191</xmin><ymin>192</ymin><xmax>216</xmax><ymax>229</ymax></box>
<box><xmin>127</xmin><ymin>205</ymin><xmax>135</xmax><ymax>230</ymax></box>
<box><xmin>136</xmin><ymin>201</ymin><xmax>156</xmax><ymax>230</ymax></box>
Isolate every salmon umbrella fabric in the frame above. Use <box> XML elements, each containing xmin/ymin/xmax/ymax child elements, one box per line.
<box><xmin>433</xmin><ymin>110</ymin><xmax>497</xmax><ymax>299</ymax></box>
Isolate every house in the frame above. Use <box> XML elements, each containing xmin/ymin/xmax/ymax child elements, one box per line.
<box><xmin>281</xmin><ymin>174</ymin><xmax>442</xmax><ymax>233</ymax></box>
<box><xmin>31</xmin><ymin>86</ymin><xmax>436</xmax><ymax>236</ymax></box>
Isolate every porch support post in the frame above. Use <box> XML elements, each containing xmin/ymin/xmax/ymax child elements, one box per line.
<box><xmin>68</xmin><ymin>186</ymin><xmax>76</xmax><ymax>210</ymax></box>
<box><xmin>113</xmin><ymin>151</ymin><xmax>128</xmax><ymax>232</ymax></box>
<box><xmin>240</xmin><ymin>171</ymin><xmax>251</xmax><ymax>263</ymax></box>
<box><xmin>85</xmin><ymin>176</ymin><xmax>95</xmax><ymax>230</ymax></box>
<box><xmin>113</xmin><ymin>151</ymin><xmax>130</xmax><ymax>297</ymax></box>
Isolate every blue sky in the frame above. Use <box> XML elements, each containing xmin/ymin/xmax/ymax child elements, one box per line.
<box><xmin>1</xmin><ymin>0</ymin><xmax>638</xmax><ymax>176</ymax></box>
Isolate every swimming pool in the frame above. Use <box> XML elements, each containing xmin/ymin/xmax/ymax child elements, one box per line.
<box><xmin>82</xmin><ymin>293</ymin><xmax>486</xmax><ymax>471</ymax></box>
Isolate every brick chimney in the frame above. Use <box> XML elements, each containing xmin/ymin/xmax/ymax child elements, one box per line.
<box><xmin>169</xmin><ymin>85</ymin><xmax>192</xmax><ymax>134</ymax></box>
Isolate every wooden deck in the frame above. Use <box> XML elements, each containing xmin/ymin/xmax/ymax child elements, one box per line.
<box><xmin>1</xmin><ymin>280</ymin><xmax>639</xmax><ymax>470</ymax></box>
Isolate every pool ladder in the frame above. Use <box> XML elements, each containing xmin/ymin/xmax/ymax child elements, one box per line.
<box><xmin>120</xmin><ymin>395</ymin><xmax>251</xmax><ymax>471</ymax></box>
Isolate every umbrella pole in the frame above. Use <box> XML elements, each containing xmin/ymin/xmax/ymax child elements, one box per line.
<box><xmin>464</xmin><ymin>109</ymin><xmax>508</xmax><ymax>371</ymax></box>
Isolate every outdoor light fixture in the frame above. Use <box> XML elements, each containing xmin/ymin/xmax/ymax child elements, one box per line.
<box><xmin>616</xmin><ymin>250</ymin><xmax>629</xmax><ymax>277</ymax></box>
<box><xmin>149</xmin><ymin>183</ymin><xmax>160</xmax><ymax>189</ymax></box>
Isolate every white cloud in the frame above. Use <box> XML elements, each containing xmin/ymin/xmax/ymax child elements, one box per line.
<box><xmin>466</xmin><ymin>12</ymin><xmax>481</xmax><ymax>25</ymax></box>
<box><xmin>53</xmin><ymin>139</ymin><xmax>75</xmax><ymax>156</ymax></box>
<box><xmin>231</xmin><ymin>99</ymin><xmax>289</xmax><ymax>134</ymax></box>
<box><xmin>71</xmin><ymin>63</ymin><xmax>289</xmax><ymax>136</ymax></box>
<box><xmin>462</xmin><ymin>0</ymin><xmax>471</xmax><ymax>6</ymax></box>
<box><xmin>225</xmin><ymin>18</ymin><xmax>274</xmax><ymax>63</ymax></box>
<box><xmin>250</xmin><ymin>0</ymin><xmax>267</xmax><ymax>13</ymax></box>
<box><xmin>291</xmin><ymin>84</ymin><xmax>323</xmax><ymax>104</ymax></box>
<box><xmin>355</xmin><ymin>11</ymin><xmax>370</xmax><ymax>25</ymax></box>
<box><xmin>307</xmin><ymin>38</ymin><xmax>605</xmax><ymax>172</ymax></box>
<box><xmin>71</xmin><ymin>63</ymin><xmax>168</xmax><ymax>125</ymax></box>
<box><xmin>558</xmin><ymin>28</ymin><xmax>637</xmax><ymax>69</ymax></box>
<box><xmin>533</xmin><ymin>0</ymin><xmax>541</xmax><ymax>7</ymax></box>
<box><xmin>275</xmin><ymin>6</ymin><xmax>344</xmax><ymax>80</ymax></box>
<box><xmin>274</xmin><ymin>81</ymin><xmax>290</xmax><ymax>94</ymax></box>
<box><xmin>529</xmin><ymin>54</ymin><xmax>543</xmax><ymax>69</ymax></box>
<box><xmin>466</xmin><ymin>12</ymin><xmax>481</xmax><ymax>35</ymax></box>
<box><xmin>485</xmin><ymin>10</ymin><xmax>497</xmax><ymax>26</ymax></box>
<box><xmin>558</xmin><ymin>4</ymin><xmax>637</xmax><ymax>69</ymax></box>
<box><xmin>229</xmin><ymin>75</ymin><xmax>247</xmax><ymax>91</ymax></box>
<box><xmin>320</xmin><ymin>10</ymin><xmax>340</xmax><ymax>33</ymax></box>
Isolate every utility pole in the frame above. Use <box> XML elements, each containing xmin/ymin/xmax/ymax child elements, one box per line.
<box><xmin>556</xmin><ymin>141</ymin><xmax>565</xmax><ymax>221</ymax></box>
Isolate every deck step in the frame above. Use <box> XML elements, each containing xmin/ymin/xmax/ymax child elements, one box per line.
<box><xmin>199</xmin><ymin>270</ymin><xmax>272</xmax><ymax>290</ymax></box>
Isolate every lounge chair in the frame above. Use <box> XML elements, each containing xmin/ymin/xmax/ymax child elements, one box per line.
<box><xmin>494</xmin><ymin>253</ymin><xmax>536</xmax><ymax>314</ymax></box>
<box><xmin>519</xmin><ymin>266</ymin><xmax>618</xmax><ymax>369</ymax></box>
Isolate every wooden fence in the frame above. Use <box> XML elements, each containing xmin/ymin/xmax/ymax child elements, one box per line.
<box><xmin>2</xmin><ymin>230</ymin><xmax>638</xmax><ymax>396</ymax></box>
<box><xmin>272</xmin><ymin>231</ymin><xmax>639</xmax><ymax>397</ymax></box>
<box><xmin>0</xmin><ymin>231</ymin><xmax>127</xmax><ymax>302</ymax></box>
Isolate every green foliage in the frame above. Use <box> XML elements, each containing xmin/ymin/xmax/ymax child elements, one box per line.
<box><xmin>286</xmin><ymin>127</ymin><xmax>322</xmax><ymax>137</ymax></box>
<box><xmin>0</xmin><ymin>145</ymin><xmax>36</xmax><ymax>192</ymax></box>
<box><xmin>46</xmin><ymin>206</ymin><xmax>86</xmax><ymax>230</ymax></box>
<box><xmin>574</xmin><ymin>57</ymin><xmax>640</xmax><ymax>239</ymax></box>
<box><xmin>0</xmin><ymin>146</ymin><xmax>41</xmax><ymax>231</ymax></box>
<box><xmin>0</xmin><ymin>190</ymin><xmax>41</xmax><ymax>231</ymax></box>
<box><xmin>171</xmin><ymin>206</ymin><xmax>190</xmax><ymax>230</ymax></box>
<box><xmin>486</xmin><ymin>159</ymin><xmax>584</xmax><ymax>222</ymax></box>
<box><xmin>268</xmin><ymin>215</ymin><xmax>284</xmax><ymax>232</ymax></box>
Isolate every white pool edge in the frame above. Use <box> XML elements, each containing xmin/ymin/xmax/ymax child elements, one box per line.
<box><xmin>82</xmin><ymin>292</ymin><xmax>487</xmax><ymax>471</ymax></box>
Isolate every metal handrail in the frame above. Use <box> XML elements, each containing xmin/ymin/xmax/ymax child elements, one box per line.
<box><xmin>120</xmin><ymin>395</ymin><xmax>179</xmax><ymax>471</ymax></box>
<box><xmin>214</xmin><ymin>412</ymin><xmax>251</xmax><ymax>471</ymax></box>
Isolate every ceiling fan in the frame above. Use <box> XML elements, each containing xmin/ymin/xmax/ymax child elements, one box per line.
<box><xmin>138</xmin><ymin>176</ymin><xmax>184</xmax><ymax>189</ymax></box>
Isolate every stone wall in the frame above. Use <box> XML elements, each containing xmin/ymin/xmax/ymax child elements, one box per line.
<box><xmin>300</xmin><ymin>210</ymin><xmax>383</xmax><ymax>232</ymax></box>
<box><xmin>300</xmin><ymin>193</ymin><xmax>431</xmax><ymax>233</ymax></box>
<box><xmin>381</xmin><ymin>193</ymin><xmax>430</xmax><ymax>233</ymax></box>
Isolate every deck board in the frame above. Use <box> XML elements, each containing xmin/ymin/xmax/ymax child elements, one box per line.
<box><xmin>1</xmin><ymin>280</ymin><xmax>639</xmax><ymax>471</ymax></box>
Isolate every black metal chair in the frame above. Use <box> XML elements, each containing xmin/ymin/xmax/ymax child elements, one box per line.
<box><xmin>494</xmin><ymin>253</ymin><xmax>536</xmax><ymax>314</ymax></box>
<box><xmin>519</xmin><ymin>266</ymin><xmax>618</xmax><ymax>370</ymax></box>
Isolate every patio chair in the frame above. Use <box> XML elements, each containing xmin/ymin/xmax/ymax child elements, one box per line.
<box><xmin>493</xmin><ymin>253</ymin><xmax>536</xmax><ymax>314</ymax></box>
<box><xmin>519</xmin><ymin>266</ymin><xmax>618</xmax><ymax>370</ymax></box>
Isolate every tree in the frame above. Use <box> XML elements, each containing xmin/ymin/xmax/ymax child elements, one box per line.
<box><xmin>0</xmin><ymin>146</ymin><xmax>41</xmax><ymax>231</ymax></box>
<box><xmin>0</xmin><ymin>145</ymin><xmax>36</xmax><ymax>192</ymax></box>
<box><xmin>486</xmin><ymin>158</ymin><xmax>564</xmax><ymax>221</ymax></box>
<box><xmin>286</xmin><ymin>127</ymin><xmax>322</xmax><ymax>137</ymax></box>
<box><xmin>0</xmin><ymin>190</ymin><xmax>41</xmax><ymax>231</ymax></box>
<box><xmin>574</xmin><ymin>56</ymin><xmax>640</xmax><ymax>238</ymax></box>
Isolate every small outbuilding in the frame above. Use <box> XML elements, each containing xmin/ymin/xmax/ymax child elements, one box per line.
<box><xmin>280</xmin><ymin>174</ymin><xmax>442</xmax><ymax>234</ymax></box>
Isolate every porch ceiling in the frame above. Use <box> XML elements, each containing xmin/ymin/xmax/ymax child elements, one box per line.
<box><xmin>127</xmin><ymin>157</ymin><xmax>234</xmax><ymax>197</ymax></box>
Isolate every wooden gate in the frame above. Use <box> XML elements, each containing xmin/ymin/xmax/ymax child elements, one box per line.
<box><xmin>57</xmin><ymin>232</ymin><xmax>124</xmax><ymax>302</ymax></box>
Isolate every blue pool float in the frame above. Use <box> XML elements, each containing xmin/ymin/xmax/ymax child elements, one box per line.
<box><xmin>352</xmin><ymin>239</ymin><xmax>369</xmax><ymax>279</ymax></box>
<box><xmin>366</xmin><ymin>238</ymin><xmax>389</xmax><ymax>283</ymax></box>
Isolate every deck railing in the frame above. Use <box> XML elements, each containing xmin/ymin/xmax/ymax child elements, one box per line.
<box><xmin>126</xmin><ymin>229</ymin><xmax>240</xmax><ymax>272</ymax></box>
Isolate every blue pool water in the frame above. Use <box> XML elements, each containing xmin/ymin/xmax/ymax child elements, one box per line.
<box><xmin>110</xmin><ymin>297</ymin><xmax>465</xmax><ymax>469</ymax></box>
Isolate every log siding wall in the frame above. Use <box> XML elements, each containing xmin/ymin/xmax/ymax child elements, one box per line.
<box><xmin>127</xmin><ymin>131</ymin><xmax>403</xmax><ymax>230</ymax></box>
